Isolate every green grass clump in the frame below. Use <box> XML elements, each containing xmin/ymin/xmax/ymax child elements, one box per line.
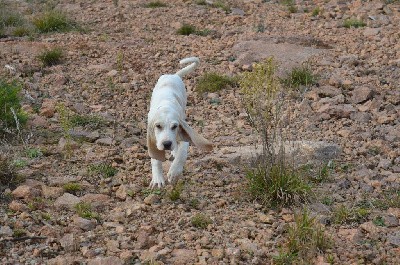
<box><xmin>0</xmin><ymin>11</ymin><xmax>24</xmax><ymax>27</ymax></box>
<box><xmin>167</xmin><ymin>181</ymin><xmax>184</xmax><ymax>201</ymax></box>
<box><xmin>312</xmin><ymin>6</ymin><xmax>320</xmax><ymax>16</ymax></box>
<box><xmin>74</xmin><ymin>202</ymin><xmax>99</xmax><ymax>220</ymax></box>
<box><xmin>332</xmin><ymin>205</ymin><xmax>370</xmax><ymax>225</ymax></box>
<box><xmin>145</xmin><ymin>1</ymin><xmax>167</xmax><ymax>8</ymax></box>
<box><xmin>63</xmin><ymin>182</ymin><xmax>82</xmax><ymax>194</ymax></box>
<box><xmin>196</xmin><ymin>72</ymin><xmax>236</xmax><ymax>93</ymax></box>
<box><xmin>25</xmin><ymin>147</ymin><xmax>43</xmax><ymax>158</ymax></box>
<box><xmin>285</xmin><ymin>209</ymin><xmax>332</xmax><ymax>261</ymax></box>
<box><xmin>88</xmin><ymin>164</ymin><xmax>118</xmax><ymax>178</ymax></box>
<box><xmin>371</xmin><ymin>189</ymin><xmax>400</xmax><ymax>210</ymax></box>
<box><xmin>191</xmin><ymin>213</ymin><xmax>212</xmax><ymax>229</ymax></box>
<box><xmin>12</xmin><ymin>26</ymin><xmax>32</xmax><ymax>37</ymax></box>
<box><xmin>212</xmin><ymin>1</ymin><xmax>231</xmax><ymax>13</ymax></box>
<box><xmin>38</xmin><ymin>47</ymin><xmax>63</xmax><ymax>66</ymax></box>
<box><xmin>282</xmin><ymin>66</ymin><xmax>316</xmax><ymax>89</ymax></box>
<box><xmin>13</xmin><ymin>228</ymin><xmax>27</xmax><ymax>238</ymax></box>
<box><xmin>246</xmin><ymin>164</ymin><xmax>311</xmax><ymax>207</ymax></box>
<box><xmin>0</xmin><ymin>79</ymin><xmax>27</xmax><ymax>131</ymax></box>
<box><xmin>177</xmin><ymin>24</ymin><xmax>197</xmax><ymax>35</ymax></box>
<box><xmin>343</xmin><ymin>18</ymin><xmax>366</xmax><ymax>28</ymax></box>
<box><xmin>70</xmin><ymin>114</ymin><xmax>105</xmax><ymax>129</ymax></box>
<box><xmin>0</xmin><ymin>156</ymin><xmax>25</xmax><ymax>191</ymax></box>
<box><xmin>33</xmin><ymin>10</ymin><xmax>74</xmax><ymax>33</ymax></box>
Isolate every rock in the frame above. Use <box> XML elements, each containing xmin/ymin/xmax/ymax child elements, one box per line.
<box><xmin>81</xmin><ymin>193</ymin><xmax>110</xmax><ymax>209</ymax></box>
<box><xmin>41</xmin><ymin>186</ymin><xmax>64</xmax><ymax>198</ymax></box>
<box><xmin>350</xmin><ymin>86</ymin><xmax>374</xmax><ymax>104</ymax></box>
<box><xmin>11</xmin><ymin>185</ymin><xmax>41</xmax><ymax>200</ymax></box>
<box><xmin>258</xmin><ymin>213</ymin><xmax>274</xmax><ymax>224</ymax></box>
<box><xmin>87</xmin><ymin>256</ymin><xmax>123</xmax><ymax>265</ymax></box>
<box><xmin>317</xmin><ymin>86</ymin><xmax>342</xmax><ymax>98</ymax></box>
<box><xmin>136</xmin><ymin>227</ymin><xmax>155</xmax><ymax>249</ymax></box>
<box><xmin>144</xmin><ymin>193</ymin><xmax>160</xmax><ymax>205</ymax></box>
<box><xmin>47</xmin><ymin>256</ymin><xmax>71</xmax><ymax>265</ymax></box>
<box><xmin>106</xmin><ymin>70</ymin><xmax>118</xmax><ymax>77</ymax></box>
<box><xmin>54</xmin><ymin>193</ymin><xmax>81</xmax><ymax>209</ymax></box>
<box><xmin>211</xmin><ymin>248</ymin><xmax>224</xmax><ymax>259</ymax></box>
<box><xmin>96</xmin><ymin>137</ymin><xmax>115</xmax><ymax>146</ymax></box>
<box><xmin>106</xmin><ymin>240</ymin><xmax>120</xmax><ymax>253</ymax></box>
<box><xmin>73</xmin><ymin>216</ymin><xmax>97</xmax><ymax>231</ymax></box>
<box><xmin>318</xmin><ymin>104</ymin><xmax>356</xmax><ymax>119</ymax></box>
<box><xmin>0</xmin><ymin>225</ymin><xmax>13</xmax><ymax>237</ymax></box>
<box><xmin>387</xmin><ymin>232</ymin><xmax>400</xmax><ymax>247</ymax></box>
<box><xmin>40</xmin><ymin>98</ymin><xmax>56</xmax><ymax>118</ymax></box>
<box><xmin>58</xmin><ymin>137</ymin><xmax>79</xmax><ymax>151</ymax></box>
<box><xmin>378</xmin><ymin>159</ymin><xmax>391</xmax><ymax>169</ymax></box>
<box><xmin>350</xmin><ymin>112</ymin><xmax>371</xmax><ymax>122</ymax></box>
<box><xmin>115</xmin><ymin>185</ymin><xmax>127</xmax><ymax>200</ymax></box>
<box><xmin>360</xmin><ymin>221</ymin><xmax>380</xmax><ymax>235</ymax></box>
<box><xmin>171</xmin><ymin>249</ymin><xmax>197</xmax><ymax>265</ymax></box>
<box><xmin>8</xmin><ymin>200</ymin><xmax>29</xmax><ymax>212</ymax></box>
<box><xmin>28</xmin><ymin>114</ymin><xmax>49</xmax><ymax>128</ymax></box>
<box><xmin>363</xmin><ymin>28</ymin><xmax>381</xmax><ymax>37</ymax></box>
<box><xmin>384</xmin><ymin>215</ymin><xmax>399</xmax><ymax>228</ymax></box>
<box><xmin>338</xmin><ymin>179</ymin><xmax>351</xmax><ymax>189</ymax></box>
<box><xmin>48</xmin><ymin>175</ymin><xmax>79</xmax><ymax>186</ymax></box>
<box><xmin>59</xmin><ymin>233</ymin><xmax>77</xmax><ymax>252</ymax></box>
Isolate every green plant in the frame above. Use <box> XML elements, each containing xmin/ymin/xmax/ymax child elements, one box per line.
<box><xmin>0</xmin><ymin>79</ymin><xmax>28</xmax><ymax>132</ymax></box>
<box><xmin>38</xmin><ymin>47</ymin><xmax>63</xmax><ymax>66</ymax></box>
<box><xmin>189</xmin><ymin>198</ymin><xmax>200</xmax><ymax>209</ymax></box>
<box><xmin>70</xmin><ymin>114</ymin><xmax>105</xmax><ymax>129</ymax></box>
<box><xmin>286</xmin><ymin>209</ymin><xmax>332</xmax><ymax>261</ymax></box>
<box><xmin>56</xmin><ymin>103</ymin><xmax>73</xmax><ymax>158</ymax></box>
<box><xmin>13</xmin><ymin>26</ymin><xmax>32</xmax><ymax>37</ymax></box>
<box><xmin>0</xmin><ymin>156</ymin><xmax>25</xmax><ymax>191</ymax></box>
<box><xmin>273</xmin><ymin>249</ymin><xmax>297</xmax><ymax>265</ymax></box>
<box><xmin>332</xmin><ymin>205</ymin><xmax>369</xmax><ymax>224</ymax></box>
<box><xmin>372</xmin><ymin>189</ymin><xmax>400</xmax><ymax>210</ymax></box>
<box><xmin>312</xmin><ymin>7</ymin><xmax>320</xmax><ymax>16</ymax></box>
<box><xmin>322</xmin><ymin>196</ymin><xmax>334</xmax><ymax>206</ymax></box>
<box><xmin>343</xmin><ymin>18</ymin><xmax>366</xmax><ymax>28</ymax></box>
<box><xmin>287</xmin><ymin>4</ymin><xmax>297</xmax><ymax>13</ymax></box>
<box><xmin>25</xmin><ymin>147</ymin><xmax>42</xmax><ymax>158</ymax></box>
<box><xmin>145</xmin><ymin>1</ymin><xmax>167</xmax><ymax>8</ymax></box>
<box><xmin>41</xmin><ymin>212</ymin><xmax>51</xmax><ymax>220</ymax></box>
<box><xmin>281</xmin><ymin>65</ymin><xmax>316</xmax><ymax>89</ymax></box>
<box><xmin>240</xmin><ymin>58</ymin><xmax>311</xmax><ymax>207</ymax></box>
<box><xmin>177</xmin><ymin>24</ymin><xmax>196</xmax><ymax>35</ymax></box>
<box><xmin>63</xmin><ymin>182</ymin><xmax>82</xmax><ymax>194</ymax></box>
<box><xmin>13</xmin><ymin>228</ymin><xmax>27</xmax><ymax>238</ymax></box>
<box><xmin>88</xmin><ymin>163</ymin><xmax>118</xmax><ymax>178</ymax></box>
<box><xmin>196</xmin><ymin>72</ymin><xmax>236</xmax><ymax>93</ymax></box>
<box><xmin>195</xmin><ymin>0</ymin><xmax>207</xmax><ymax>5</ymax></box>
<box><xmin>33</xmin><ymin>10</ymin><xmax>75</xmax><ymax>33</ymax></box>
<box><xmin>191</xmin><ymin>213</ymin><xmax>212</xmax><ymax>229</ymax></box>
<box><xmin>168</xmin><ymin>180</ymin><xmax>184</xmax><ymax>201</ymax></box>
<box><xmin>74</xmin><ymin>202</ymin><xmax>99</xmax><ymax>220</ymax></box>
<box><xmin>12</xmin><ymin>159</ymin><xmax>28</xmax><ymax>168</ymax></box>
<box><xmin>116</xmin><ymin>51</ymin><xmax>124</xmax><ymax>71</ymax></box>
<box><xmin>212</xmin><ymin>1</ymin><xmax>231</xmax><ymax>13</ymax></box>
<box><xmin>373</xmin><ymin>216</ymin><xmax>385</xmax><ymax>227</ymax></box>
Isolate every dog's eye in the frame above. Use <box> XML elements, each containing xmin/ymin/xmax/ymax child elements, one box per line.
<box><xmin>156</xmin><ymin>124</ymin><xmax>162</xmax><ymax>129</ymax></box>
<box><xmin>171</xmin><ymin>124</ymin><xmax>178</xmax><ymax>130</ymax></box>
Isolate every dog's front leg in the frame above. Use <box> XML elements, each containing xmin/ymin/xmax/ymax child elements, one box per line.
<box><xmin>150</xmin><ymin>158</ymin><xmax>165</xmax><ymax>188</ymax></box>
<box><xmin>167</xmin><ymin>141</ymin><xmax>189</xmax><ymax>183</ymax></box>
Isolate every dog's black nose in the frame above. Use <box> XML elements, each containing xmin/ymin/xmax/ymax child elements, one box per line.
<box><xmin>163</xmin><ymin>141</ymin><xmax>172</xmax><ymax>150</ymax></box>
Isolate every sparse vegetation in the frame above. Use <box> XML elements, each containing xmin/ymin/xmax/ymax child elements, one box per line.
<box><xmin>240</xmin><ymin>58</ymin><xmax>311</xmax><ymax>207</ymax></box>
<box><xmin>332</xmin><ymin>205</ymin><xmax>370</xmax><ymax>225</ymax></box>
<box><xmin>25</xmin><ymin>147</ymin><xmax>42</xmax><ymax>158</ymax></box>
<box><xmin>56</xmin><ymin>103</ymin><xmax>73</xmax><ymax>158</ymax></box>
<box><xmin>13</xmin><ymin>228</ymin><xmax>27</xmax><ymax>238</ymax></box>
<box><xmin>284</xmin><ymin>209</ymin><xmax>332</xmax><ymax>262</ymax></box>
<box><xmin>281</xmin><ymin>65</ymin><xmax>316</xmax><ymax>89</ymax></box>
<box><xmin>0</xmin><ymin>79</ymin><xmax>28</xmax><ymax>133</ymax></box>
<box><xmin>191</xmin><ymin>213</ymin><xmax>212</xmax><ymax>229</ymax></box>
<box><xmin>212</xmin><ymin>1</ymin><xmax>231</xmax><ymax>13</ymax></box>
<box><xmin>371</xmin><ymin>189</ymin><xmax>400</xmax><ymax>210</ymax></box>
<box><xmin>63</xmin><ymin>182</ymin><xmax>82</xmax><ymax>194</ymax></box>
<box><xmin>33</xmin><ymin>10</ymin><xmax>75</xmax><ymax>33</ymax></box>
<box><xmin>196</xmin><ymin>72</ymin><xmax>236</xmax><ymax>93</ymax></box>
<box><xmin>38</xmin><ymin>47</ymin><xmax>63</xmax><ymax>66</ymax></box>
<box><xmin>70</xmin><ymin>114</ymin><xmax>105</xmax><ymax>129</ymax></box>
<box><xmin>312</xmin><ymin>6</ymin><xmax>321</xmax><ymax>16</ymax></box>
<box><xmin>145</xmin><ymin>1</ymin><xmax>167</xmax><ymax>8</ymax></box>
<box><xmin>373</xmin><ymin>216</ymin><xmax>385</xmax><ymax>227</ymax></box>
<box><xmin>177</xmin><ymin>24</ymin><xmax>196</xmax><ymax>35</ymax></box>
<box><xmin>88</xmin><ymin>163</ymin><xmax>118</xmax><ymax>178</ymax></box>
<box><xmin>167</xmin><ymin>180</ymin><xmax>184</xmax><ymax>201</ymax></box>
<box><xmin>343</xmin><ymin>18</ymin><xmax>366</xmax><ymax>28</ymax></box>
<box><xmin>74</xmin><ymin>202</ymin><xmax>99</xmax><ymax>220</ymax></box>
<box><xmin>0</xmin><ymin>156</ymin><xmax>25</xmax><ymax>192</ymax></box>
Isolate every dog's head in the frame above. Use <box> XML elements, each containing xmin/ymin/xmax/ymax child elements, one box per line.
<box><xmin>147</xmin><ymin>107</ymin><xmax>213</xmax><ymax>161</ymax></box>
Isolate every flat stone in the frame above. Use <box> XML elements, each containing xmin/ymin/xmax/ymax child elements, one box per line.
<box><xmin>350</xmin><ymin>86</ymin><xmax>374</xmax><ymax>104</ymax></box>
<box><xmin>54</xmin><ymin>193</ymin><xmax>81</xmax><ymax>209</ymax></box>
<box><xmin>73</xmin><ymin>216</ymin><xmax>97</xmax><ymax>231</ymax></box>
<box><xmin>87</xmin><ymin>256</ymin><xmax>123</xmax><ymax>265</ymax></box>
<box><xmin>171</xmin><ymin>249</ymin><xmax>197</xmax><ymax>265</ymax></box>
<box><xmin>0</xmin><ymin>225</ymin><xmax>13</xmax><ymax>237</ymax></box>
<box><xmin>59</xmin><ymin>233</ymin><xmax>77</xmax><ymax>252</ymax></box>
<box><xmin>11</xmin><ymin>185</ymin><xmax>41</xmax><ymax>200</ymax></box>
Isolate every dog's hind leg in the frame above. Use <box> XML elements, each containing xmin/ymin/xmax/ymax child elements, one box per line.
<box><xmin>150</xmin><ymin>158</ymin><xmax>165</xmax><ymax>188</ymax></box>
<box><xmin>167</xmin><ymin>141</ymin><xmax>189</xmax><ymax>183</ymax></box>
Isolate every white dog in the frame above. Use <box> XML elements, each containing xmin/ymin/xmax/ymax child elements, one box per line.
<box><xmin>147</xmin><ymin>57</ymin><xmax>213</xmax><ymax>188</ymax></box>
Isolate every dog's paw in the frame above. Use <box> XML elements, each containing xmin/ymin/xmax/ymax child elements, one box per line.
<box><xmin>167</xmin><ymin>166</ymin><xmax>183</xmax><ymax>183</ymax></box>
<box><xmin>149</xmin><ymin>176</ymin><xmax>165</xmax><ymax>189</ymax></box>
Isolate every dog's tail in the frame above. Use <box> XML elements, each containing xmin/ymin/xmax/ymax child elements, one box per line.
<box><xmin>175</xmin><ymin>57</ymin><xmax>200</xmax><ymax>78</ymax></box>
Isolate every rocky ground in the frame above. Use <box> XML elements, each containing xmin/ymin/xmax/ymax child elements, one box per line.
<box><xmin>0</xmin><ymin>0</ymin><xmax>399</xmax><ymax>264</ymax></box>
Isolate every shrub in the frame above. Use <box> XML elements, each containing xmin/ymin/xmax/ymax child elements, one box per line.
<box><xmin>312</xmin><ymin>7</ymin><xmax>320</xmax><ymax>17</ymax></box>
<box><xmin>196</xmin><ymin>72</ymin><xmax>236</xmax><ymax>93</ymax></box>
<box><xmin>191</xmin><ymin>213</ymin><xmax>212</xmax><ymax>229</ymax></box>
<box><xmin>38</xmin><ymin>47</ymin><xmax>63</xmax><ymax>66</ymax></box>
<box><xmin>33</xmin><ymin>10</ymin><xmax>75</xmax><ymax>33</ymax></box>
<box><xmin>13</xmin><ymin>26</ymin><xmax>32</xmax><ymax>37</ymax></box>
<box><xmin>343</xmin><ymin>18</ymin><xmax>366</xmax><ymax>28</ymax></box>
<box><xmin>240</xmin><ymin>58</ymin><xmax>311</xmax><ymax>207</ymax></box>
<box><xmin>0</xmin><ymin>155</ymin><xmax>25</xmax><ymax>191</ymax></box>
<box><xmin>63</xmin><ymin>182</ymin><xmax>82</xmax><ymax>194</ymax></box>
<box><xmin>0</xmin><ymin>79</ymin><xmax>27</xmax><ymax>132</ymax></box>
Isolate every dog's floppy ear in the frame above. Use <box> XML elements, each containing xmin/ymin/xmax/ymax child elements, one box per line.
<box><xmin>147</xmin><ymin>121</ymin><xmax>166</xmax><ymax>161</ymax></box>
<box><xmin>178</xmin><ymin>119</ymin><xmax>213</xmax><ymax>151</ymax></box>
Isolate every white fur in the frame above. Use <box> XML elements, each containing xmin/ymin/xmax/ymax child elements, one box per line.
<box><xmin>147</xmin><ymin>57</ymin><xmax>212</xmax><ymax>188</ymax></box>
